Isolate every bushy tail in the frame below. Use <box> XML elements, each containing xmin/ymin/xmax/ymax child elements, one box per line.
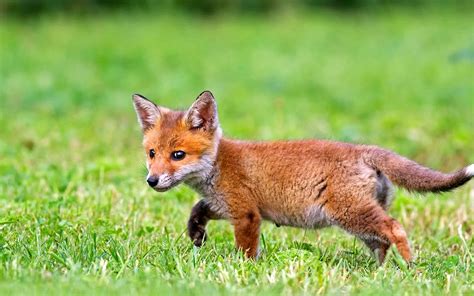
<box><xmin>364</xmin><ymin>147</ymin><xmax>473</xmax><ymax>193</ymax></box>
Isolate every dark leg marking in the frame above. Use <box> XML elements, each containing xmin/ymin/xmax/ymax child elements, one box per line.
<box><xmin>187</xmin><ymin>199</ymin><xmax>218</xmax><ymax>247</ymax></box>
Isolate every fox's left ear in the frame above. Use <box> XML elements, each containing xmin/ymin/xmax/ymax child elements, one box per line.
<box><xmin>185</xmin><ymin>91</ymin><xmax>219</xmax><ymax>131</ymax></box>
<box><xmin>132</xmin><ymin>94</ymin><xmax>161</xmax><ymax>132</ymax></box>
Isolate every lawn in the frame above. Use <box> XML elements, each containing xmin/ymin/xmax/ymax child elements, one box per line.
<box><xmin>0</xmin><ymin>7</ymin><xmax>473</xmax><ymax>295</ymax></box>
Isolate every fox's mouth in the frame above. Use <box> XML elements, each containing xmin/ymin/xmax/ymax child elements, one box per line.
<box><xmin>153</xmin><ymin>186</ymin><xmax>173</xmax><ymax>192</ymax></box>
<box><xmin>152</xmin><ymin>181</ymin><xmax>180</xmax><ymax>192</ymax></box>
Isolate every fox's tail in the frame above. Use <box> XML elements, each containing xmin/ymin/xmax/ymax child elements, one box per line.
<box><xmin>364</xmin><ymin>147</ymin><xmax>473</xmax><ymax>193</ymax></box>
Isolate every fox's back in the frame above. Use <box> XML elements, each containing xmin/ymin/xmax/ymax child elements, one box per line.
<box><xmin>216</xmin><ymin>138</ymin><xmax>363</xmax><ymax>189</ymax></box>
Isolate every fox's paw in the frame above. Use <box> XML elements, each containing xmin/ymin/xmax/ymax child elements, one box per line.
<box><xmin>187</xmin><ymin>220</ymin><xmax>207</xmax><ymax>247</ymax></box>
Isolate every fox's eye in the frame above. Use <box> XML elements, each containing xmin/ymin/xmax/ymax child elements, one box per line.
<box><xmin>149</xmin><ymin>149</ymin><xmax>156</xmax><ymax>158</ymax></box>
<box><xmin>171</xmin><ymin>150</ymin><xmax>186</xmax><ymax>161</ymax></box>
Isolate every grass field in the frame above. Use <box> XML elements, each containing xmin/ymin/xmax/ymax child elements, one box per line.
<box><xmin>0</xmin><ymin>8</ymin><xmax>473</xmax><ymax>295</ymax></box>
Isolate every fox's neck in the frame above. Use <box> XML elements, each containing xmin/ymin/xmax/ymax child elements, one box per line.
<box><xmin>184</xmin><ymin>127</ymin><xmax>223</xmax><ymax>196</ymax></box>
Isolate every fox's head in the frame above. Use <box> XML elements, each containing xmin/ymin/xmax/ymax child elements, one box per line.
<box><xmin>132</xmin><ymin>91</ymin><xmax>221</xmax><ymax>192</ymax></box>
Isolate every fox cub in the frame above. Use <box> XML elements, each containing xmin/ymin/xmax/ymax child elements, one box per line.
<box><xmin>133</xmin><ymin>90</ymin><xmax>473</xmax><ymax>264</ymax></box>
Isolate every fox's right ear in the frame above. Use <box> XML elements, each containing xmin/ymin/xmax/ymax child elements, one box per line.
<box><xmin>185</xmin><ymin>91</ymin><xmax>219</xmax><ymax>131</ymax></box>
<box><xmin>132</xmin><ymin>94</ymin><xmax>160</xmax><ymax>132</ymax></box>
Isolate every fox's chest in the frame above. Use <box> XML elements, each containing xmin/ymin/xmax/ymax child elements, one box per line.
<box><xmin>205</xmin><ymin>193</ymin><xmax>230</xmax><ymax>219</ymax></box>
<box><xmin>186</xmin><ymin>178</ymin><xmax>230</xmax><ymax>219</ymax></box>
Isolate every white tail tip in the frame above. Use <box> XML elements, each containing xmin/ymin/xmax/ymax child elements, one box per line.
<box><xmin>466</xmin><ymin>164</ymin><xmax>474</xmax><ymax>177</ymax></box>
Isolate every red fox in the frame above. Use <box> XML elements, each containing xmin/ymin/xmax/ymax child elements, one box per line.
<box><xmin>132</xmin><ymin>90</ymin><xmax>473</xmax><ymax>264</ymax></box>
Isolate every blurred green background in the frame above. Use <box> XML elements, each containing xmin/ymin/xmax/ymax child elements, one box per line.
<box><xmin>2</xmin><ymin>0</ymin><xmax>472</xmax><ymax>16</ymax></box>
<box><xmin>0</xmin><ymin>1</ymin><xmax>473</xmax><ymax>295</ymax></box>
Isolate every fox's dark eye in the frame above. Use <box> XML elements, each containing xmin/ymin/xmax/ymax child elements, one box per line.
<box><xmin>149</xmin><ymin>149</ymin><xmax>156</xmax><ymax>158</ymax></box>
<box><xmin>171</xmin><ymin>150</ymin><xmax>186</xmax><ymax>161</ymax></box>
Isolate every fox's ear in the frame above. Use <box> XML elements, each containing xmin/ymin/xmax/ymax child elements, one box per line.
<box><xmin>185</xmin><ymin>91</ymin><xmax>219</xmax><ymax>131</ymax></box>
<box><xmin>132</xmin><ymin>94</ymin><xmax>161</xmax><ymax>132</ymax></box>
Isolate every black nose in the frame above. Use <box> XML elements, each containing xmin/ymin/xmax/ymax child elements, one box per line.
<box><xmin>147</xmin><ymin>176</ymin><xmax>159</xmax><ymax>188</ymax></box>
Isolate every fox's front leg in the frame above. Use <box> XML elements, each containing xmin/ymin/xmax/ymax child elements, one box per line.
<box><xmin>231</xmin><ymin>207</ymin><xmax>261</xmax><ymax>259</ymax></box>
<box><xmin>187</xmin><ymin>199</ymin><xmax>220</xmax><ymax>247</ymax></box>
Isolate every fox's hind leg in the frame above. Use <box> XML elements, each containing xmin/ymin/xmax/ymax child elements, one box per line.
<box><xmin>187</xmin><ymin>199</ymin><xmax>222</xmax><ymax>247</ymax></box>
<box><xmin>327</xmin><ymin>165</ymin><xmax>410</xmax><ymax>263</ymax></box>
<box><xmin>328</xmin><ymin>200</ymin><xmax>411</xmax><ymax>263</ymax></box>
<box><xmin>363</xmin><ymin>173</ymin><xmax>393</xmax><ymax>264</ymax></box>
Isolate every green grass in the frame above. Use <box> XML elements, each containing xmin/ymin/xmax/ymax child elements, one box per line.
<box><xmin>0</xmin><ymin>8</ymin><xmax>473</xmax><ymax>295</ymax></box>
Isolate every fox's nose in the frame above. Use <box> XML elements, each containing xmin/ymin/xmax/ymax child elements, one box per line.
<box><xmin>147</xmin><ymin>176</ymin><xmax>159</xmax><ymax>188</ymax></box>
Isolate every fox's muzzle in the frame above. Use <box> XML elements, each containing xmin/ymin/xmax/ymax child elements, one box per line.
<box><xmin>146</xmin><ymin>173</ymin><xmax>177</xmax><ymax>192</ymax></box>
